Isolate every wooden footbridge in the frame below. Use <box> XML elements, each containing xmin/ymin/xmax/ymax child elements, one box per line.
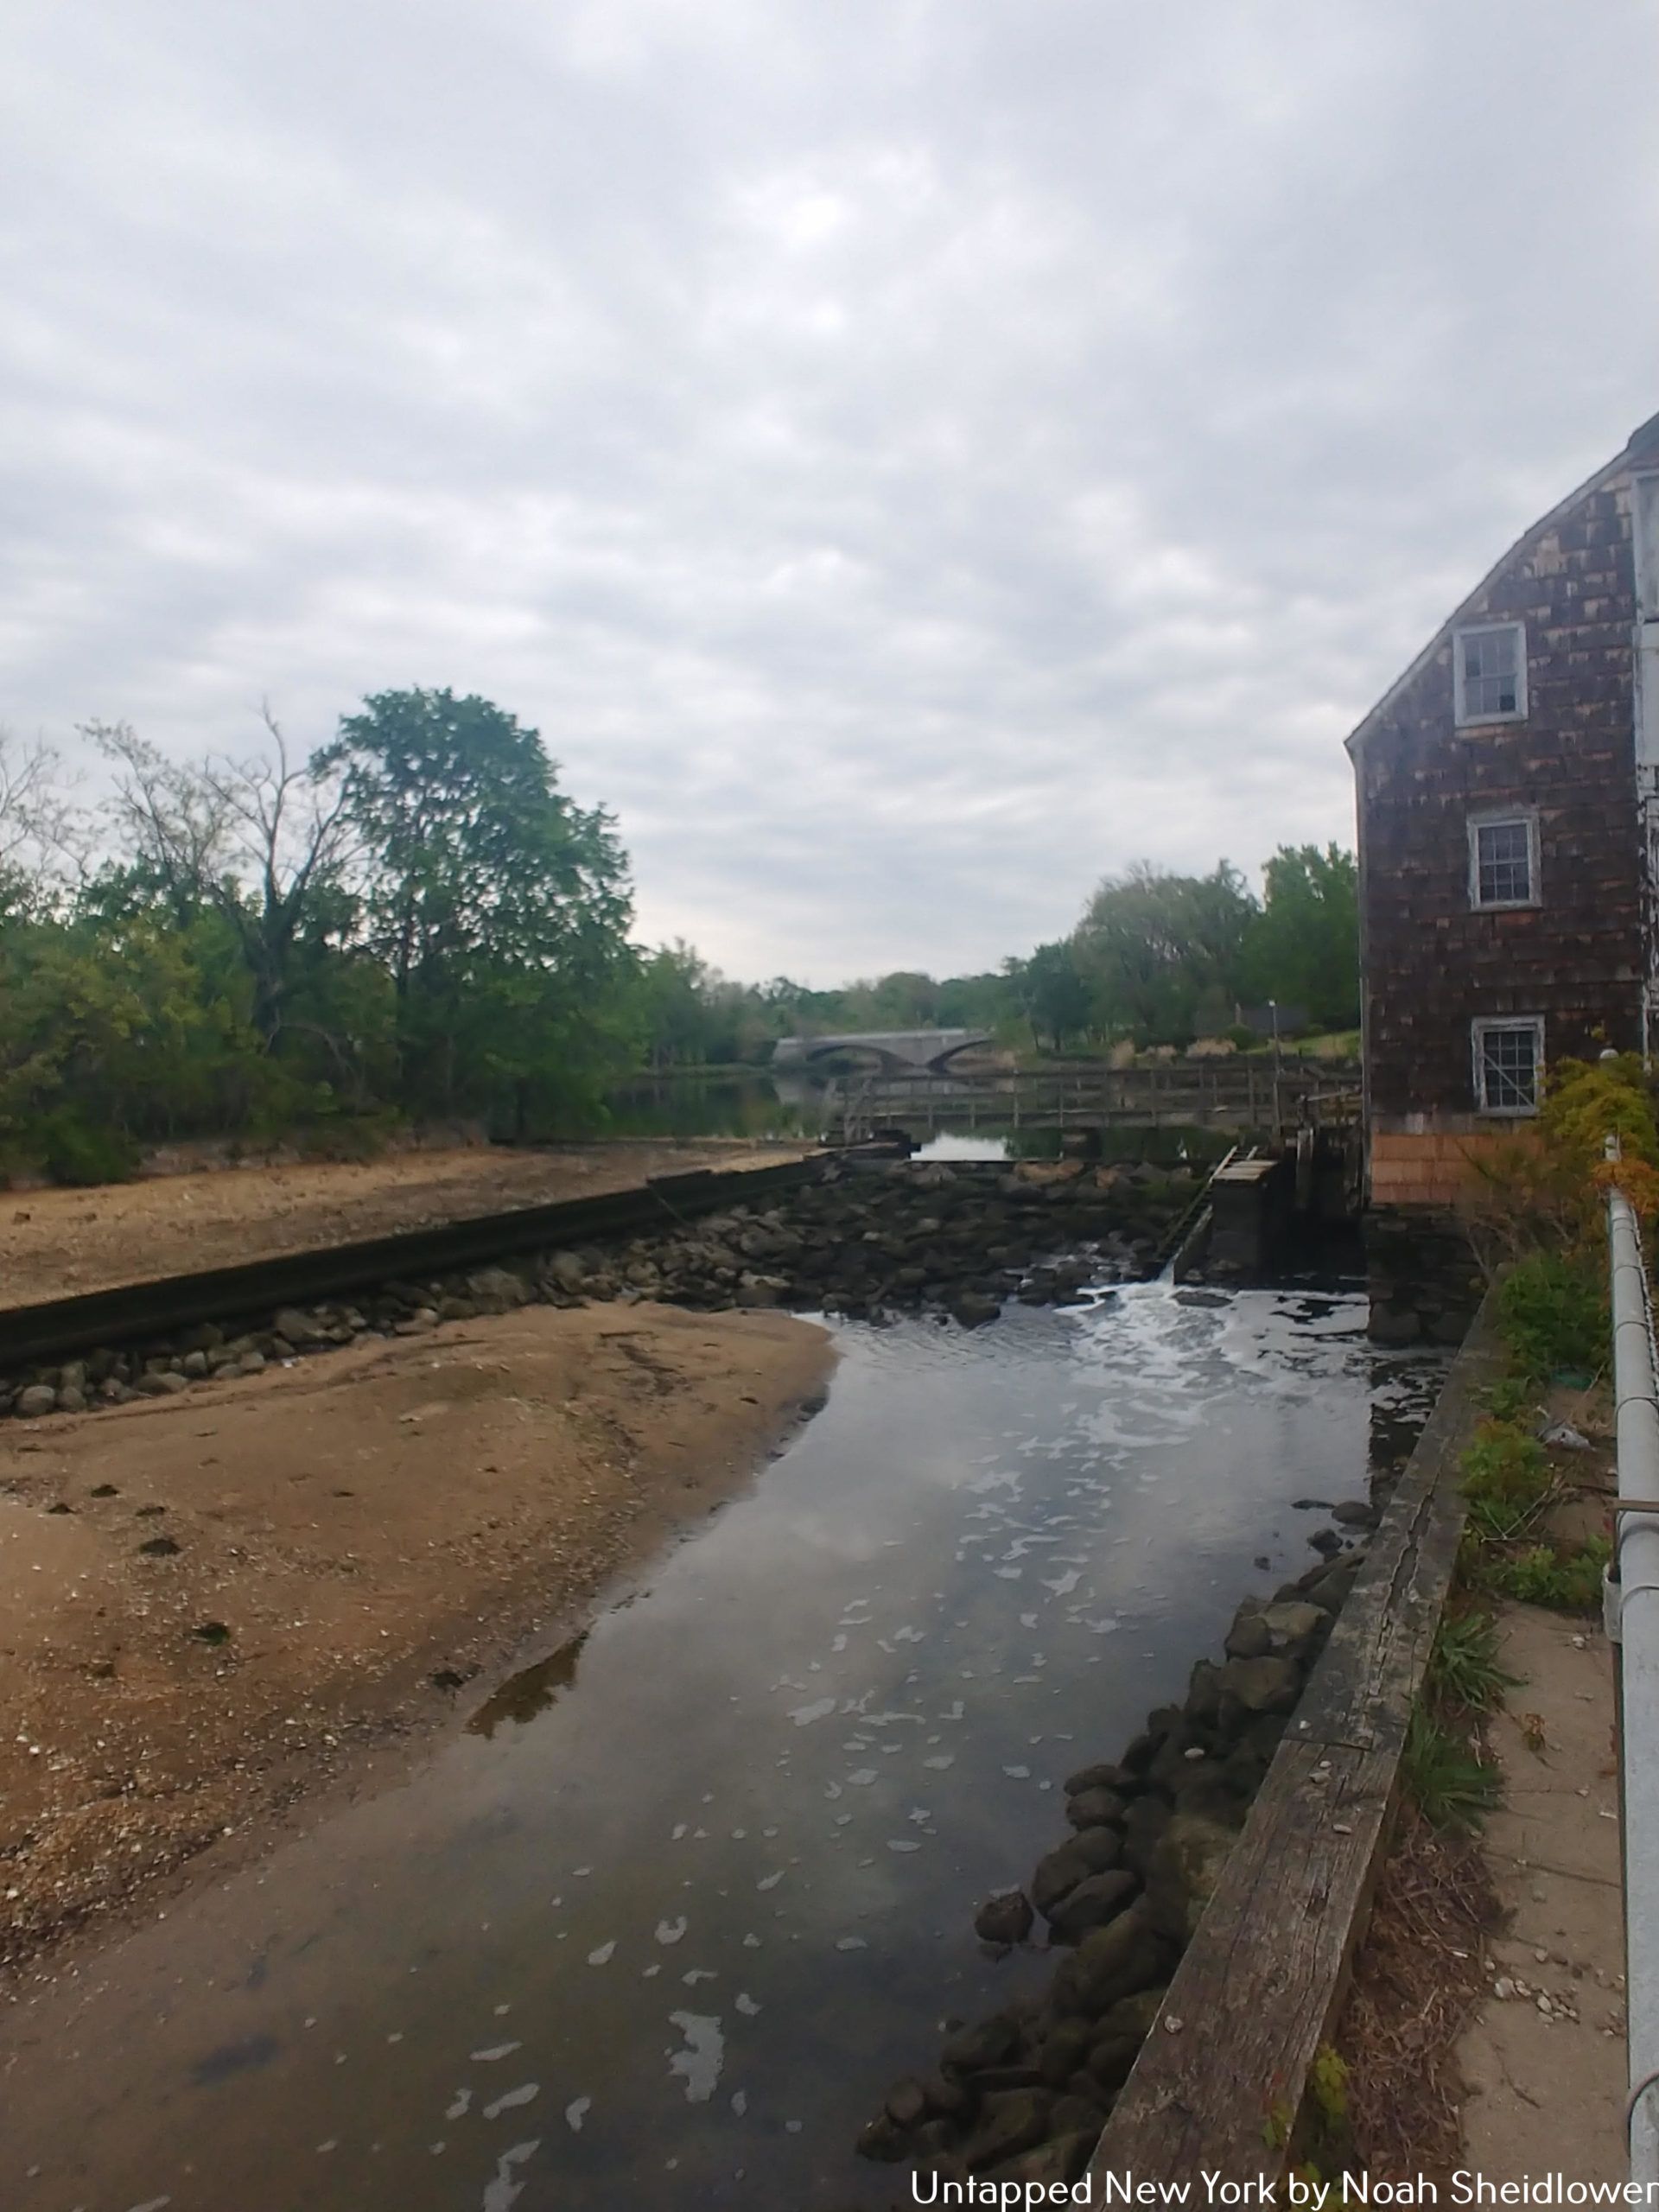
<box><xmin>821</xmin><ymin>1058</ymin><xmax>1361</xmax><ymax>1144</ymax></box>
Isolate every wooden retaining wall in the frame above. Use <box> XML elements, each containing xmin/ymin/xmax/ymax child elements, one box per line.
<box><xmin>1088</xmin><ymin>1296</ymin><xmax>1503</xmax><ymax>2185</ymax></box>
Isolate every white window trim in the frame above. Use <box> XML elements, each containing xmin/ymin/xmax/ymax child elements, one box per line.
<box><xmin>1466</xmin><ymin>809</ymin><xmax>1542</xmax><ymax>911</ymax></box>
<box><xmin>1471</xmin><ymin>1015</ymin><xmax>1545</xmax><ymax>1116</ymax></box>
<box><xmin>1453</xmin><ymin>620</ymin><xmax>1529</xmax><ymax>726</ymax></box>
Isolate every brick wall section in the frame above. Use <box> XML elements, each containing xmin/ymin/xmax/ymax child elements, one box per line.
<box><xmin>1355</xmin><ymin>474</ymin><xmax>1640</xmax><ymax>1128</ymax></box>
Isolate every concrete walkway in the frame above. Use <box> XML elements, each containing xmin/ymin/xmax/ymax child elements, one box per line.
<box><xmin>1456</xmin><ymin>1606</ymin><xmax>1628</xmax><ymax>2182</ymax></box>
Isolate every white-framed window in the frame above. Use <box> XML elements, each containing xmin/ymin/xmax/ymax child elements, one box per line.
<box><xmin>1471</xmin><ymin>1016</ymin><xmax>1544</xmax><ymax>1115</ymax></box>
<box><xmin>1454</xmin><ymin>621</ymin><xmax>1528</xmax><ymax>724</ymax></box>
<box><xmin>1467</xmin><ymin>811</ymin><xmax>1541</xmax><ymax>909</ymax></box>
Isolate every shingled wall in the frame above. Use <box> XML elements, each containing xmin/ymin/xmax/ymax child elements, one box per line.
<box><xmin>1352</xmin><ymin>467</ymin><xmax>1642</xmax><ymax>1211</ymax></box>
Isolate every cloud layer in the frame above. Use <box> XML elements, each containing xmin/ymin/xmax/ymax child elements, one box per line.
<box><xmin>2</xmin><ymin>0</ymin><xmax>1654</xmax><ymax>982</ymax></box>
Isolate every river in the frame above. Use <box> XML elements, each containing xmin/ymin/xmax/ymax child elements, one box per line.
<box><xmin>3</xmin><ymin>1273</ymin><xmax>1440</xmax><ymax>2212</ymax></box>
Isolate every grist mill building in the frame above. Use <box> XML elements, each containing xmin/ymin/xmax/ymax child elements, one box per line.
<box><xmin>1346</xmin><ymin>410</ymin><xmax>1659</xmax><ymax>1338</ymax></box>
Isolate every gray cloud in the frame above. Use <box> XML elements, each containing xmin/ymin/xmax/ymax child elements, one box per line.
<box><xmin>1</xmin><ymin>0</ymin><xmax>1654</xmax><ymax>982</ymax></box>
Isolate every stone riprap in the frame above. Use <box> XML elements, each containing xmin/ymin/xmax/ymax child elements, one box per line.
<box><xmin>855</xmin><ymin>1546</ymin><xmax>1369</xmax><ymax>2190</ymax></box>
<box><xmin>0</xmin><ymin>1159</ymin><xmax>1195</xmax><ymax>1419</ymax></box>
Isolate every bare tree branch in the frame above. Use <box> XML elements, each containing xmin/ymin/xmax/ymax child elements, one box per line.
<box><xmin>86</xmin><ymin>715</ymin><xmax>355</xmax><ymax>1046</ymax></box>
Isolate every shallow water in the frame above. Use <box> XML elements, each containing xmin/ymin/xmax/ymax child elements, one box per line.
<box><xmin>3</xmin><ymin>1281</ymin><xmax>1440</xmax><ymax>2212</ymax></box>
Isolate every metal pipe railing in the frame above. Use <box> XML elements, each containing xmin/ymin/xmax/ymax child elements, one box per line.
<box><xmin>1606</xmin><ymin>1170</ymin><xmax>1659</xmax><ymax>2180</ymax></box>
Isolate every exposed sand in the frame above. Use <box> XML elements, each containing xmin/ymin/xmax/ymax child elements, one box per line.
<box><xmin>0</xmin><ymin>1299</ymin><xmax>832</xmax><ymax>1981</ymax></box>
<box><xmin>0</xmin><ymin>1140</ymin><xmax>811</xmax><ymax>1308</ymax></box>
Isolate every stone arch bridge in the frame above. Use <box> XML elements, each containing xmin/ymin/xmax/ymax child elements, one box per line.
<box><xmin>771</xmin><ymin>1029</ymin><xmax>993</xmax><ymax>1075</ymax></box>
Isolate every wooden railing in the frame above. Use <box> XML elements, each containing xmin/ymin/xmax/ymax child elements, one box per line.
<box><xmin>822</xmin><ymin>1061</ymin><xmax>1361</xmax><ymax>1142</ymax></box>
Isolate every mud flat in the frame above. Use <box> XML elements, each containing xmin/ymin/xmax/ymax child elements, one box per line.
<box><xmin>0</xmin><ymin>1138</ymin><xmax>810</xmax><ymax>1308</ymax></box>
<box><xmin>0</xmin><ymin>1300</ymin><xmax>830</xmax><ymax>1978</ymax></box>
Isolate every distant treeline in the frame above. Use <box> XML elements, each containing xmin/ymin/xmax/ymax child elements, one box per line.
<box><xmin>638</xmin><ymin>849</ymin><xmax>1358</xmax><ymax>1068</ymax></box>
<box><xmin>0</xmin><ymin>689</ymin><xmax>1357</xmax><ymax>1181</ymax></box>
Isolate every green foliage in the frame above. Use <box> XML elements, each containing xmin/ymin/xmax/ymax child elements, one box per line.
<box><xmin>1427</xmin><ymin>1605</ymin><xmax>1517</xmax><ymax>1712</ymax></box>
<box><xmin>322</xmin><ymin>689</ymin><xmax>635</xmax><ymax>1122</ymax></box>
<box><xmin>1308</xmin><ymin>2045</ymin><xmax>1349</xmax><ymax>2122</ymax></box>
<box><xmin>1541</xmin><ymin>1052</ymin><xmax>1659</xmax><ymax>1173</ymax></box>
<box><xmin>1462</xmin><ymin>1053</ymin><xmax>1659</xmax><ymax>1270</ymax></box>
<box><xmin>1477</xmin><ymin>1538</ymin><xmax>1610</xmax><ymax>1613</ymax></box>
<box><xmin>1073</xmin><ymin>860</ymin><xmax>1256</xmax><ymax>1046</ymax></box>
<box><xmin>1459</xmin><ymin>1420</ymin><xmax>1553</xmax><ymax>1541</ymax></box>
<box><xmin>1497</xmin><ymin>1249</ymin><xmax>1606</xmax><ymax>1382</ymax></box>
<box><xmin>1006</xmin><ymin>940</ymin><xmax>1093</xmax><ymax>1053</ymax></box>
<box><xmin>1239</xmin><ymin>844</ymin><xmax>1360</xmax><ymax>1029</ymax></box>
<box><xmin>0</xmin><ymin>699</ymin><xmax>1369</xmax><ymax>1179</ymax></box>
<box><xmin>1402</xmin><ymin>1703</ymin><xmax>1502</xmax><ymax>1834</ymax></box>
<box><xmin>1481</xmin><ymin>1373</ymin><xmax>1539</xmax><ymax>1424</ymax></box>
<box><xmin>34</xmin><ymin>1110</ymin><xmax>140</xmax><ymax>1186</ymax></box>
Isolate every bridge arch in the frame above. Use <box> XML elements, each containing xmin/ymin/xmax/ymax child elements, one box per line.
<box><xmin>772</xmin><ymin>1028</ymin><xmax>993</xmax><ymax>1076</ymax></box>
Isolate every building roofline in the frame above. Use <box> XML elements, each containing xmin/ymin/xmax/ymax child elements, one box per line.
<box><xmin>1344</xmin><ymin>423</ymin><xmax>1653</xmax><ymax>760</ymax></box>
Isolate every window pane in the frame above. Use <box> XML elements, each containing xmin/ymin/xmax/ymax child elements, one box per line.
<box><xmin>1476</xmin><ymin>820</ymin><xmax>1531</xmax><ymax>903</ymax></box>
<box><xmin>1459</xmin><ymin>626</ymin><xmax>1522</xmax><ymax>718</ymax></box>
<box><xmin>1480</xmin><ymin>1027</ymin><xmax>1538</xmax><ymax>1109</ymax></box>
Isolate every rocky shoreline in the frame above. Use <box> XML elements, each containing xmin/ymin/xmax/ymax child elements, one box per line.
<box><xmin>0</xmin><ymin>1157</ymin><xmax>1194</xmax><ymax>1419</ymax></box>
<box><xmin>855</xmin><ymin>1535</ymin><xmax>1375</xmax><ymax>2193</ymax></box>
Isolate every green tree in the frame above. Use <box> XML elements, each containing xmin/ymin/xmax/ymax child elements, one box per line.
<box><xmin>321</xmin><ymin>689</ymin><xmax>633</xmax><ymax>1117</ymax></box>
<box><xmin>1242</xmin><ymin>844</ymin><xmax>1358</xmax><ymax>1028</ymax></box>
<box><xmin>1073</xmin><ymin>861</ymin><xmax>1257</xmax><ymax>1044</ymax></box>
<box><xmin>1005</xmin><ymin>941</ymin><xmax>1092</xmax><ymax>1053</ymax></box>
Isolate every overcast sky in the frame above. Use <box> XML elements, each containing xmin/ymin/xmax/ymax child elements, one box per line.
<box><xmin>3</xmin><ymin>2</ymin><xmax>1655</xmax><ymax>985</ymax></box>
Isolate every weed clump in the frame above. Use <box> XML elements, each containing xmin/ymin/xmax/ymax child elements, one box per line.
<box><xmin>1402</xmin><ymin>1703</ymin><xmax>1502</xmax><ymax>1834</ymax></box>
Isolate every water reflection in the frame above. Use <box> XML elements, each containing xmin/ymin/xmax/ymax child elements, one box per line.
<box><xmin>468</xmin><ymin>1634</ymin><xmax>589</xmax><ymax>1738</ymax></box>
<box><xmin>3</xmin><ymin>1285</ymin><xmax>1444</xmax><ymax>2212</ymax></box>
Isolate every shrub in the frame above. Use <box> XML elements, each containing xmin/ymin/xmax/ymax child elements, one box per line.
<box><xmin>1461</xmin><ymin>1053</ymin><xmax>1659</xmax><ymax>1268</ymax></box>
<box><xmin>1480</xmin><ymin>1538</ymin><xmax>1610</xmax><ymax>1613</ymax></box>
<box><xmin>35</xmin><ymin>1110</ymin><xmax>140</xmax><ymax>1187</ymax></box>
<box><xmin>1497</xmin><ymin>1249</ymin><xmax>1606</xmax><ymax>1382</ymax></box>
<box><xmin>1459</xmin><ymin>1421</ymin><xmax>1552</xmax><ymax>1541</ymax></box>
<box><xmin>1481</xmin><ymin>1374</ymin><xmax>1538</xmax><ymax>1424</ymax></box>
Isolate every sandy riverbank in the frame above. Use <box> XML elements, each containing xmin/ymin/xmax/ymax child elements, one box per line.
<box><xmin>0</xmin><ymin>1140</ymin><xmax>811</xmax><ymax>1308</ymax></box>
<box><xmin>0</xmin><ymin>1299</ymin><xmax>832</xmax><ymax>1984</ymax></box>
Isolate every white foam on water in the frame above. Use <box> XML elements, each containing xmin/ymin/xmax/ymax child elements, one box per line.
<box><xmin>482</xmin><ymin>2083</ymin><xmax>538</xmax><ymax>2120</ymax></box>
<box><xmin>480</xmin><ymin>2139</ymin><xmax>539</xmax><ymax>2212</ymax></box>
<box><xmin>666</xmin><ymin>2012</ymin><xmax>724</xmax><ymax>2103</ymax></box>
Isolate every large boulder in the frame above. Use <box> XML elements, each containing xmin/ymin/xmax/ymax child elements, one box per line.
<box><xmin>271</xmin><ymin>1305</ymin><xmax>328</xmax><ymax>1346</ymax></box>
<box><xmin>1064</xmin><ymin>1761</ymin><xmax>1129</xmax><ymax>1796</ymax></box>
<box><xmin>1216</xmin><ymin>1656</ymin><xmax>1302</xmax><ymax>1715</ymax></box>
<box><xmin>1065</xmin><ymin>1786</ymin><xmax>1126</xmax><ymax>1830</ymax></box>
<box><xmin>962</xmin><ymin>2088</ymin><xmax>1051</xmax><ymax>2172</ymax></box>
<box><xmin>1046</xmin><ymin>1870</ymin><xmax>1140</xmax><ymax>1946</ymax></box>
<box><xmin>1146</xmin><ymin>1811</ymin><xmax>1239</xmax><ymax>1943</ymax></box>
<box><xmin>1086</xmin><ymin>1986</ymin><xmax>1171</xmax><ymax>2091</ymax></box>
<box><xmin>974</xmin><ymin>1890</ymin><xmax>1034</xmax><ymax>1947</ymax></box>
<box><xmin>1032</xmin><ymin>1827</ymin><xmax>1123</xmax><ymax>1919</ymax></box>
<box><xmin>981</xmin><ymin>2132</ymin><xmax>1097</xmax><ymax>2190</ymax></box>
<box><xmin>1119</xmin><ymin>1795</ymin><xmax>1173</xmax><ymax>1878</ymax></box>
<box><xmin>1036</xmin><ymin>2017</ymin><xmax>1095</xmax><ymax>2088</ymax></box>
<box><xmin>465</xmin><ymin>1266</ymin><xmax>531</xmax><ymax>1313</ymax></box>
<box><xmin>1051</xmin><ymin>1898</ymin><xmax>1165</xmax><ymax>2018</ymax></box>
<box><xmin>542</xmin><ymin>1250</ymin><xmax>588</xmax><ymax>1292</ymax></box>
<box><xmin>1224</xmin><ymin>1601</ymin><xmax>1272</xmax><ymax>1660</ymax></box>
<box><xmin>941</xmin><ymin>2012</ymin><xmax>1022</xmax><ymax>2077</ymax></box>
